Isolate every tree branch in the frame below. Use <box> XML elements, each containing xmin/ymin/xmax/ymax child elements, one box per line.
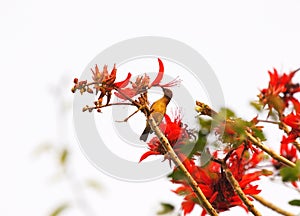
<box><xmin>222</xmin><ymin>163</ymin><xmax>262</xmax><ymax>216</ymax></box>
<box><xmin>252</xmin><ymin>195</ymin><xmax>295</xmax><ymax>216</ymax></box>
<box><xmin>245</xmin><ymin>131</ymin><xmax>296</xmax><ymax>168</ymax></box>
<box><xmin>148</xmin><ymin>115</ymin><xmax>219</xmax><ymax>216</ymax></box>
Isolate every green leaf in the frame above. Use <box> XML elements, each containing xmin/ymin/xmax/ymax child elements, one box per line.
<box><xmin>200</xmin><ymin>148</ymin><xmax>212</xmax><ymax>166</ymax></box>
<box><xmin>288</xmin><ymin>199</ymin><xmax>300</xmax><ymax>206</ymax></box>
<box><xmin>157</xmin><ymin>203</ymin><xmax>175</xmax><ymax>215</ymax></box>
<box><xmin>181</xmin><ymin>117</ymin><xmax>212</xmax><ymax>158</ymax></box>
<box><xmin>59</xmin><ymin>148</ymin><xmax>69</xmax><ymax>166</ymax></box>
<box><xmin>199</xmin><ymin>118</ymin><xmax>212</xmax><ymax>130</ymax></box>
<box><xmin>250</xmin><ymin>101</ymin><xmax>263</xmax><ymax>111</ymax></box>
<box><xmin>252</xmin><ymin>127</ymin><xmax>266</xmax><ymax>141</ymax></box>
<box><xmin>219</xmin><ymin>107</ymin><xmax>236</xmax><ymax>118</ymax></box>
<box><xmin>168</xmin><ymin>169</ymin><xmax>185</xmax><ymax>181</ymax></box>
<box><xmin>180</xmin><ymin>134</ymin><xmax>207</xmax><ymax>158</ymax></box>
<box><xmin>269</xmin><ymin>95</ymin><xmax>285</xmax><ymax>114</ymax></box>
<box><xmin>212</xmin><ymin>108</ymin><xmax>236</xmax><ymax>126</ymax></box>
<box><xmin>280</xmin><ymin>160</ymin><xmax>300</xmax><ymax>182</ymax></box>
<box><xmin>49</xmin><ymin>203</ymin><xmax>69</xmax><ymax>216</ymax></box>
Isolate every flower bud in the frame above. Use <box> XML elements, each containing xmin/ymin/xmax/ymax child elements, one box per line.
<box><xmin>82</xmin><ymin>105</ymin><xmax>89</xmax><ymax>112</ymax></box>
<box><xmin>87</xmin><ymin>87</ymin><xmax>93</xmax><ymax>94</ymax></box>
<box><xmin>80</xmin><ymin>88</ymin><xmax>86</xmax><ymax>95</ymax></box>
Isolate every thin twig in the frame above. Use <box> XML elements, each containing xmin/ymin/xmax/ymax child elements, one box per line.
<box><xmin>252</xmin><ymin>195</ymin><xmax>295</xmax><ymax>216</ymax></box>
<box><xmin>83</xmin><ymin>102</ymin><xmax>134</xmax><ymax>111</ymax></box>
<box><xmin>221</xmin><ymin>163</ymin><xmax>262</xmax><ymax>216</ymax></box>
<box><xmin>115</xmin><ymin>106</ymin><xmax>145</xmax><ymax>122</ymax></box>
<box><xmin>246</xmin><ymin>131</ymin><xmax>296</xmax><ymax>168</ymax></box>
<box><xmin>97</xmin><ymin>102</ymin><xmax>134</xmax><ymax>107</ymax></box>
<box><xmin>257</xmin><ymin>119</ymin><xmax>280</xmax><ymax>125</ymax></box>
<box><xmin>148</xmin><ymin>115</ymin><xmax>219</xmax><ymax>216</ymax></box>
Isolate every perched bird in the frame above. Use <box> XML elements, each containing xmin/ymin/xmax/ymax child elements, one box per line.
<box><xmin>140</xmin><ymin>88</ymin><xmax>173</xmax><ymax>141</ymax></box>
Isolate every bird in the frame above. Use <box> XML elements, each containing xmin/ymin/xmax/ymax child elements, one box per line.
<box><xmin>140</xmin><ymin>88</ymin><xmax>173</xmax><ymax>141</ymax></box>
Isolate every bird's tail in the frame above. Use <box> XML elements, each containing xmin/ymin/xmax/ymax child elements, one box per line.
<box><xmin>140</xmin><ymin>124</ymin><xmax>151</xmax><ymax>141</ymax></box>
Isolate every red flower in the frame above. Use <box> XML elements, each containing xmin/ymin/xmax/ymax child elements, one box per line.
<box><xmin>139</xmin><ymin>114</ymin><xmax>189</xmax><ymax>162</ymax></box>
<box><xmin>114</xmin><ymin>74</ymin><xmax>150</xmax><ymax>99</ymax></box>
<box><xmin>91</xmin><ymin>64</ymin><xmax>116</xmax><ymax>85</ymax></box>
<box><xmin>259</xmin><ymin>68</ymin><xmax>300</xmax><ymax>114</ymax></box>
<box><xmin>114</xmin><ymin>72</ymin><xmax>132</xmax><ymax>88</ymax></box>
<box><xmin>173</xmin><ymin>145</ymin><xmax>267</xmax><ymax>215</ymax></box>
<box><xmin>281</xmin><ymin>98</ymin><xmax>300</xmax><ymax>144</ymax></box>
<box><xmin>282</xmin><ymin>112</ymin><xmax>300</xmax><ymax>132</ymax></box>
<box><xmin>150</xmin><ymin>58</ymin><xmax>164</xmax><ymax>87</ymax></box>
<box><xmin>273</xmin><ymin>135</ymin><xmax>298</xmax><ymax>170</ymax></box>
<box><xmin>72</xmin><ymin>64</ymin><xmax>131</xmax><ymax>106</ymax></box>
<box><xmin>150</xmin><ymin>58</ymin><xmax>181</xmax><ymax>88</ymax></box>
<box><xmin>115</xmin><ymin>58</ymin><xmax>180</xmax><ymax>99</ymax></box>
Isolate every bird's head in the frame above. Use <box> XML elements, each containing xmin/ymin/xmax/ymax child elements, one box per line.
<box><xmin>162</xmin><ymin>88</ymin><xmax>173</xmax><ymax>99</ymax></box>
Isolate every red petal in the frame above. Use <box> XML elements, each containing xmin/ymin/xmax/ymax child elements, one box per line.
<box><xmin>292</xmin><ymin>181</ymin><xmax>298</xmax><ymax>188</ymax></box>
<box><xmin>239</xmin><ymin>172</ymin><xmax>260</xmax><ymax>188</ymax></box>
<box><xmin>110</xmin><ymin>64</ymin><xmax>117</xmax><ymax>78</ymax></box>
<box><xmin>164</xmin><ymin>114</ymin><xmax>171</xmax><ymax>124</ymax></box>
<box><xmin>150</xmin><ymin>58</ymin><xmax>164</xmax><ymax>87</ymax></box>
<box><xmin>283</xmin><ymin>113</ymin><xmax>300</xmax><ymax>129</ymax></box>
<box><xmin>201</xmin><ymin>210</ymin><xmax>207</xmax><ymax>216</ymax></box>
<box><xmin>181</xmin><ymin>200</ymin><xmax>195</xmax><ymax>215</ymax></box>
<box><xmin>139</xmin><ymin>151</ymin><xmax>160</xmax><ymax>163</ymax></box>
<box><xmin>114</xmin><ymin>73</ymin><xmax>132</xmax><ymax>88</ymax></box>
<box><xmin>209</xmin><ymin>191</ymin><xmax>218</xmax><ymax>203</ymax></box>
<box><xmin>290</xmin><ymin>98</ymin><xmax>300</xmax><ymax>113</ymax></box>
<box><xmin>114</xmin><ymin>88</ymin><xmax>137</xmax><ymax>99</ymax></box>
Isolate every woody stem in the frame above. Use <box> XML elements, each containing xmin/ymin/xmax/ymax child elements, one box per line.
<box><xmin>221</xmin><ymin>163</ymin><xmax>262</xmax><ymax>216</ymax></box>
<box><xmin>194</xmin><ymin>101</ymin><xmax>297</xmax><ymax>168</ymax></box>
<box><xmin>251</xmin><ymin>195</ymin><xmax>295</xmax><ymax>216</ymax></box>
<box><xmin>245</xmin><ymin>131</ymin><xmax>296</xmax><ymax>168</ymax></box>
<box><xmin>148</xmin><ymin>115</ymin><xmax>219</xmax><ymax>216</ymax></box>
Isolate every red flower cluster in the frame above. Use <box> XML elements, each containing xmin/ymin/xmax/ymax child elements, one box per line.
<box><xmin>139</xmin><ymin>114</ymin><xmax>189</xmax><ymax>162</ymax></box>
<box><xmin>259</xmin><ymin>68</ymin><xmax>300</xmax><ymax>188</ymax></box>
<box><xmin>72</xmin><ymin>59</ymin><xmax>300</xmax><ymax>215</ymax></box>
<box><xmin>173</xmin><ymin>146</ymin><xmax>266</xmax><ymax>215</ymax></box>
<box><xmin>282</xmin><ymin>98</ymin><xmax>300</xmax><ymax>142</ymax></box>
<box><xmin>259</xmin><ymin>68</ymin><xmax>300</xmax><ymax>115</ymax></box>
<box><xmin>115</xmin><ymin>58</ymin><xmax>180</xmax><ymax>100</ymax></box>
<box><xmin>71</xmin><ymin>64</ymin><xmax>132</xmax><ymax>108</ymax></box>
<box><xmin>138</xmin><ymin>111</ymin><xmax>268</xmax><ymax>215</ymax></box>
<box><xmin>273</xmin><ymin>136</ymin><xmax>298</xmax><ymax>170</ymax></box>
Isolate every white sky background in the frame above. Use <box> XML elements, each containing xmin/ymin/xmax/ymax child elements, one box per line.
<box><xmin>1</xmin><ymin>0</ymin><xmax>300</xmax><ymax>215</ymax></box>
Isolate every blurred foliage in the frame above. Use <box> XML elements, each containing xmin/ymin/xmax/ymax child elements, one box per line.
<box><xmin>280</xmin><ymin>160</ymin><xmax>300</xmax><ymax>182</ymax></box>
<box><xmin>59</xmin><ymin>148</ymin><xmax>69</xmax><ymax>167</ymax></box>
<box><xmin>250</xmin><ymin>101</ymin><xmax>263</xmax><ymax>112</ymax></box>
<box><xmin>288</xmin><ymin>199</ymin><xmax>300</xmax><ymax>206</ymax></box>
<box><xmin>49</xmin><ymin>203</ymin><xmax>70</xmax><ymax>216</ymax></box>
<box><xmin>180</xmin><ymin>117</ymin><xmax>211</xmax><ymax>159</ymax></box>
<box><xmin>157</xmin><ymin>203</ymin><xmax>175</xmax><ymax>215</ymax></box>
<box><xmin>35</xmin><ymin>78</ymin><xmax>102</xmax><ymax>216</ymax></box>
<box><xmin>85</xmin><ymin>179</ymin><xmax>103</xmax><ymax>193</ymax></box>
